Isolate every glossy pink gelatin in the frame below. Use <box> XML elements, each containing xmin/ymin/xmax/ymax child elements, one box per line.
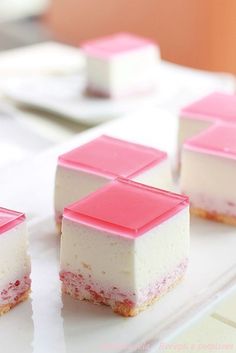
<box><xmin>0</xmin><ymin>207</ymin><xmax>25</xmax><ymax>235</ymax></box>
<box><xmin>81</xmin><ymin>32</ymin><xmax>157</xmax><ymax>59</ymax></box>
<box><xmin>184</xmin><ymin>123</ymin><xmax>236</xmax><ymax>159</ymax></box>
<box><xmin>64</xmin><ymin>178</ymin><xmax>189</xmax><ymax>238</ymax></box>
<box><xmin>58</xmin><ymin>135</ymin><xmax>167</xmax><ymax>178</ymax></box>
<box><xmin>181</xmin><ymin>92</ymin><xmax>236</xmax><ymax>123</ymax></box>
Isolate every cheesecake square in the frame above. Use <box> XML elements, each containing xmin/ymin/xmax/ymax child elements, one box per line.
<box><xmin>54</xmin><ymin>135</ymin><xmax>173</xmax><ymax>227</ymax></box>
<box><xmin>0</xmin><ymin>207</ymin><xmax>31</xmax><ymax>315</ymax></box>
<box><xmin>178</xmin><ymin>92</ymin><xmax>236</xmax><ymax>152</ymax></box>
<box><xmin>81</xmin><ymin>32</ymin><xmax>160</xmax><ymax>98</ymax></box>
<box><xmin>180</xmin><ymin>124</ymin><xmax>236</xmax><ymax>224</ymax></box>
<box><xmin>60</xmin><ymin>178</ymin><xmax>189</xmax><ymax>316</ymax></box>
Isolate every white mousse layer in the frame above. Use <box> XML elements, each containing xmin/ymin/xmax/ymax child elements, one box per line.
<box><xmin>86</xmin><ymin>45</ymin><xmax>160</xmax><ymax>97</ymax></box>
<box><xmin>180</xmin><ymin>147</ymin><xmax>236</xmax><ymax>215</ymax></box>
<box><xmin>178</xmin><ymin>115</ymin><xmax>213</xmax><ymax>153</ymax></box>
<box><xmin>60</xmin><ymin>207</ymin><xmax>189</xmax><ymax>303</ymax></box>
<box><xmin>134</xmin><ymin>159</ymin><xmax>173</xmax><ymax>191</ymax></box>
<box><xmin>54</xmin><ymin>159</ymin><xmax>173</xmax><ymax>220</ymax></box>
<box><xmin>0</xmin><ymin>221</ymin><xmax>31</xmax><ymax>291</ymax></box>
<box><xmin>54</xmin><ymin>166</ymin><xmax>109</xmax><ymax>219</ymax></box>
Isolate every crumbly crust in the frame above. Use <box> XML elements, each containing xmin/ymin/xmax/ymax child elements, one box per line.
<box><xmin>56</xmin><ymin>221</ymin><xmax>62</xmax><ymax>235</ymax></box>
<box><xmin>112</xmin><ymin>276</ymin><xmax>183</xmax><ymax>317</ymax></box>
<box><xmin>0</xmin><ymin>288</ymin><xmax>30</xmax><ymax>316</ymax></box>
<box><xmin>191</xmin><ymin>207</ymin><xmax>236</xmax><ymax>226</ymax></box>
<box><xmin>85</xmin><ymin>87</ymin><xmax>111</xmax><ymax>98</ymax></box>
<box><xmin>85</xmin><ymin>85</ymin><xmax>155</xmax><ymax>99</ymax></box>
<box><xmin>62</xmin><ymin>275</ymin><xmax>184</xmax><ymax>317</ymax></box>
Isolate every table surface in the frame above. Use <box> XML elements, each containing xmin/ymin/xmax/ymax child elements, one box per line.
<box><xmin>0</xmin><ymin>42</ymin><xmax>236</xmax><ymax>351</ymax></box>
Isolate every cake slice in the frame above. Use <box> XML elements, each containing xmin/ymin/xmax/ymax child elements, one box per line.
<box><xmin>178</xmin><ymin>92</ymin><xmax>236</xmax><ymax>153</ymax></box>
<box><xmin>180</xmin><ymin>123</ymin><xmax>236</xmax><ymax>224</ymax></box>
<box><xmin>81</xmin><ymin>32</ymin><xmax>160</xmax><ymax>98</ymax></box>
<box><xmin>0</xmin><ymin>207</ymin><xmax>31</xmax><ymax>315</ymax></box>
<box><xmin>60</xmin><ymin>178</ymin><xmax>189</xmax><ymax>316</ymax></box>
<box><xmin>54</xmin><ymin>135</ymin><xmax>173</xmax><ymax>228</ymax></box>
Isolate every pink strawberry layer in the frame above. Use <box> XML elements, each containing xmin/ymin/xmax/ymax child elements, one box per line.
<box><xmin>86</xmin><ymin>83</ymin><xmax>156</xmax><ymax>99</ymax></box>
<box><xmin>0</xmin><ymin>274</ymin><xmax>31</xmax><ymax>306</ymax></box>
<box><xmin>183</xmin><ymin>193</ymin><xmax>236</xmax><ymax>217</ymax></box>
<box><xmin>60</xmin><ymin>258</ymin><xmax>188</xmax><ymax>309</ymax></box>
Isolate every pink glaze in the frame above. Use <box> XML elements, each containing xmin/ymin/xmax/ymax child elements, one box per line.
<box><xmin>0</xmin><ymin>207</ymin><xmax>25</xmax><ymax>235</ymax></box>
<box><xmin>0</xmin><ymin>274</ymin><xmax>31</xmax><ymax>305</ymax></box>
<box><xmin>64</xmin><ymin>178</ymin><xmax>189</xmax><ymax>238</ymax></box>
<box><xmin>58</xmin><ymin>135</ymin><xmax>167</xmax><ymax>179</ymax></box>
<box><xmin>181</xmin><ymin>92</ymin><xmax>236</xmax><ymax>123</ymax></box>
<box><xmin>184</xmin><ymin>123</ymin><xmax>236</xmax><ymax>160</ymax></box>
<box><xmin>81</xmin><ymin>33</ymin><xmax>156</xmax><ymax>59</ymax></box>
<box><xmin>60</xmin><ymin>258</ymin><xmax>188</xmax><ymax>307</ymax></box>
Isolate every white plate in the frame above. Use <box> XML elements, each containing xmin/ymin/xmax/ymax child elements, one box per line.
<box><xmin>2</xmin><ymin>61</ymin><xmax>235</xmax><ymax>125</ymax></box>
<box><xmin>1</xmin><ymin>109</ymin><xmax>236</xmax><ymax>353</ymax></box>
<box><xmin>0</xmin><ymin>103</ymin><xmax>53</xmax><ymax>168</ymax></box>
<box><xmin>0</xmin><ymin>42</ymin><xmax>84</xmax><ymax>77</ymax></box>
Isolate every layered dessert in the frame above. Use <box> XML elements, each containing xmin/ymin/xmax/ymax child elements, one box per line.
<box><xmin>180</xmin><ymin>124</ymin><xmax>236</xmax><ymax>224</ymax></box>
<box><xmin>81</xmin><ymin>32</ymin><xmax>160</xmax><ymax>98</ymax></box>
<box><xmin>54</xmin><ymin>135</ymin><xmax>173</xmax><ymax>229</ymax></box>
<box><xmin>178</xmin><ymin>92</ymin><xmax>236</xmax><ymax>152</ymax></box>
<box><xmin>0</xmin><ymin>207</ymin><xmax>31</xmax><ymax>315</ymax></box>
<box><xmin>60</xmin><ymin>178</ymin><xmax>189</xmax><ymax>316</ymax></box>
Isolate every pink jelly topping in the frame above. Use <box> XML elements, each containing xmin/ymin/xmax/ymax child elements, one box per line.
<box><xmin>185</xmin><ymin>123</ymin><xmax>236</xmax><ymax>159</ymax></box>
<box><xmin>64</xmin><ymin>178</ymin><xmax>189</xmax><ymax>238</ymax></box>
<box><xmin>181</xmin><ymin>92</ymin><xmax>236</xmax><ymax>123</ymax></box>
<box><xmin>0</xmin><ymin>207</ymin><xmax>25</xmax><ymax>235</ymax></box>
<box><xmin>81</xmin><ymin>32</ymin><xmax>156</xmax><ymax>59</ymax></box>
<box><xmin>58</xmin><ymin>135</ymin><xmax>167</xmax><ymax>179</ymax></box>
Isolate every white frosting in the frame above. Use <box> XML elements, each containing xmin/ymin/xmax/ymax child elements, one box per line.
<box><xmin>86</xmin><ymin>45</ymin><xmax>160</xmax><ymax>96</ymax></box>
<box><xmin>0</xmin><ymin>221</ymin><xmax>30</xmax><ymax>290</ymax></box>
<box><xmin>134</xmin><ymin>208</ymin><xmax>189</xmax><ymax>291</ymax></box>
<box><xmin>54</xmin><ymin>166</ymin><xmax>109</xmax><ymax>216</ymax></box>
<box><xmin>180</xmin><ymin>147</ymin><xmax>236</xmax><ymax>214</ymax></box>
<box><xmin>178</xmin><ymin>115</ymin><xmax>213</xmax><ymax>152</ymax></box>
<box><xmin>60</xmin><ymin>207</ymin><xmax>189</xmax><ymax>296</ymax></box>
<box><xmin>133</xmin><ymin>158</ymin><xmax>173</xmax><ymax>191</ymax></box>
